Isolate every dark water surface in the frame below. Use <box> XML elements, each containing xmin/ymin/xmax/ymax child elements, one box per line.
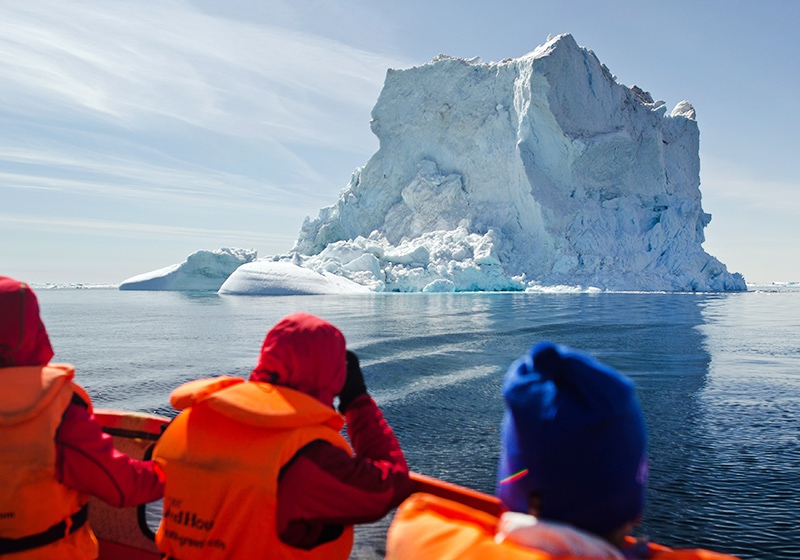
<box><xmin>37</xmin><ymin>288</ymin><xmax>800</xmax><ymax>560</ymax></box>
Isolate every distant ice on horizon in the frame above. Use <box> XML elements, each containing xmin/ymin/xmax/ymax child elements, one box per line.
<box><xmin>129</xmin><ymin>34</ymin><xmax>749</xmax><ymax>295</ymax></box>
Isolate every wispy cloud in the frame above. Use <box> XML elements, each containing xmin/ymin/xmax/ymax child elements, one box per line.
<box><xmin>0</xmin><ymin>0</ymin><xmax>410</xmax><ymax>221</ymax></box>
<box><xmin>0</xmin><ymin>138</ymin><xmax>322</xmax><ymax>210</ymax></box>
<box><xmin>0</xmin><ymin>0</ymin><xmax>405</xmax><ymax>149</ymax></box>
<box><xmin>0</xmin><ymin>212</ymin><xmax>295</xmax><ymax>245</ymax></box>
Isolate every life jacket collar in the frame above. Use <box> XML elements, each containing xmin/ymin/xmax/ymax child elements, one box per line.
<box><xmin>0</xmin><ymin>364</ymin><xmax>75</xmax><ymax>426</ymax></box>
<box><xmin>170</xmin><ymin>376</ymin><xmax>345</xmax><ymax>431</ymax></box>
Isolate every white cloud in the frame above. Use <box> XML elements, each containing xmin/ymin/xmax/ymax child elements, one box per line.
<box><xmin>0</xmin><ymin>212</ymin><xmax>294</xmax><ymax>245</ymax></box>
<box><xmin>0</xmin><ymin>0</ymin><xmax>412</xmax><ymax>250</ymax></box>
<box><xmin>0</xmin><ymin>138</ymin><xmax>323</xmax><ymax>210</ymax></box>
<box><xmin>0</xmin><ymin>0</ymin><xmax>405</xmax><ymax>151</ymax></box>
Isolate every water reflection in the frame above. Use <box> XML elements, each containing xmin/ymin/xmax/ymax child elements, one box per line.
<box><xmin>692</xmin><ymin>293</ymin><xmax>800</xmax><ymax>559</ymax></box>
<box><xmin>347</xmin><ymin>293</ymin><xmax>716</xmax><ymax>558</ymax></box>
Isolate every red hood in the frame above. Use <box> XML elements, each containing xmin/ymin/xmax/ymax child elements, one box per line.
<box><xmin>249</xmin><ymin>312</ymin><xmax>346</xmax><ymax>407</ymax></box>
<box><xmin>0</xmin><ymin>276</ymin><xmax>54</xmax><ymax>367</ymax></box>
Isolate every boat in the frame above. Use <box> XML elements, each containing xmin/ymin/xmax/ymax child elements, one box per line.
<box><xmin>92</xmin><ymin>409</ymin><xmax>165</xmax><ymax>560</ymax></box>
<box><xmin>91</xmin><ymin>408</ymin><xmax>502</xmax><ymax>559</ymax></box>
<box><xmin>92</xmin><ymin>410</ymin><xmax>740</xmax><ymax>560</ymax></box>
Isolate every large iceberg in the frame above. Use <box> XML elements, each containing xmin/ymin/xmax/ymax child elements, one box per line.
<box><xmin>119</xmin><ymin>247</ymin><xmax>256</xmax><ymax>291</ymax></box>
<box><xmin>223</xmin><ymin>33</ymin><xmax>745</xmax><ymax>294</ymax></box>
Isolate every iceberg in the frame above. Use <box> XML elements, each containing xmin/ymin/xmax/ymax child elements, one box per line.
<box><xmin>119</xmin><ymin>247</ymin><xmax>256</xmax><ymax>291</ymax></box>
<box><xmin>128</xmin><ymin>34</ymin><xmax>747</xmax><ymax>295</ymax></box>
<box><xmin>224</xmin><ymin>33</ymin><xmax>744</xmax><ymax>293</ymax></box>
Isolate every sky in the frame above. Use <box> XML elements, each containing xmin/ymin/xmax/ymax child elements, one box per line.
<box><xmin>1</xmin><ymin>0</ymin><xmax>798</xmax><ymax>285</ymax></box>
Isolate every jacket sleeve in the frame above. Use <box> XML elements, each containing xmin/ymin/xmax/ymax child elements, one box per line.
<box><xmin>277</xmin><ymin>394</ymin><xmax>415</xmax><ymax>548</ymax></box>
<box><xmin>55</xmin><ymin>400</ymin><xmax>165</xmax><ymax>507</ymax></box>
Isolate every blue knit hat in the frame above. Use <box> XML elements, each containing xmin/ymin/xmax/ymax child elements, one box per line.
<box><xmin>496</xmin><ymin>341</ymin><xmax>648</xmax><ymax>536</ymax></box>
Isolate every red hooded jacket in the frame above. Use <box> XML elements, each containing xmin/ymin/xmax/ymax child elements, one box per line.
<box><xmin>0</xmin><ymin>276</ymin><xmax>164</xmax><ymax>508</ymax></box>
<box><xmin>250</xmin><ymin>312</ymin><xmax>415</xmax><ymax>549</ymax></box>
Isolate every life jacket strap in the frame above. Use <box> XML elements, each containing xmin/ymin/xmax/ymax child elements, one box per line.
<box><xmin>0</xmin><ymin>503</ymin><xmax>89</xmax><ymax>554</ymax></box>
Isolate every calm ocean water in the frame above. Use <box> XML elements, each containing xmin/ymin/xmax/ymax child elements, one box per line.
<box><xmin>36</xmin><ymin>287</ymin><xmax>800</xmax><ymax>560</ymax></box>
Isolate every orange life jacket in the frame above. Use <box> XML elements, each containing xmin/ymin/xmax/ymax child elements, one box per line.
<box><xmin>0</xmin><ymin>364</ymin><xmax>97</xmax><ymax>560</ymax></box>
<box><xmin>152</xmin><ymin>376</ymin><xmax>355</xmax><ymax>560</ymax></box>
<box><xmin>386</xmin><ymin>493</ymin><xmax>741</xmax><ymax>560</ymax></box>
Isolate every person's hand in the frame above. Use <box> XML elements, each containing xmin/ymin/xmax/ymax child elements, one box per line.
<box><xmin>338</xmin><ymin>350</ymin><xmax>368</xmax><ymax>413</ymax></box>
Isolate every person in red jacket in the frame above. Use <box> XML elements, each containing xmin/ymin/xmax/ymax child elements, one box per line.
<box><xmin>153</xmin><ymin>311</ymin><xmax>414</xmax><ymax>559</ymax></box>
<box><xmin>0</xmin><ymin>276</ymin><xmax>164</xmax><ymax>559</ymax></box>
<box><xmin>273</xmin><ymin>351</ymin><xmax>414</xmax><ymax>549</ymax></box>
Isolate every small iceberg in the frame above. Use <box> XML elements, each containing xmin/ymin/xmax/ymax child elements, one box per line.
<box><xmin>119</xmin><ymin>248</ymin><xmax>256</xmax><ymax>291</ymax></box>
